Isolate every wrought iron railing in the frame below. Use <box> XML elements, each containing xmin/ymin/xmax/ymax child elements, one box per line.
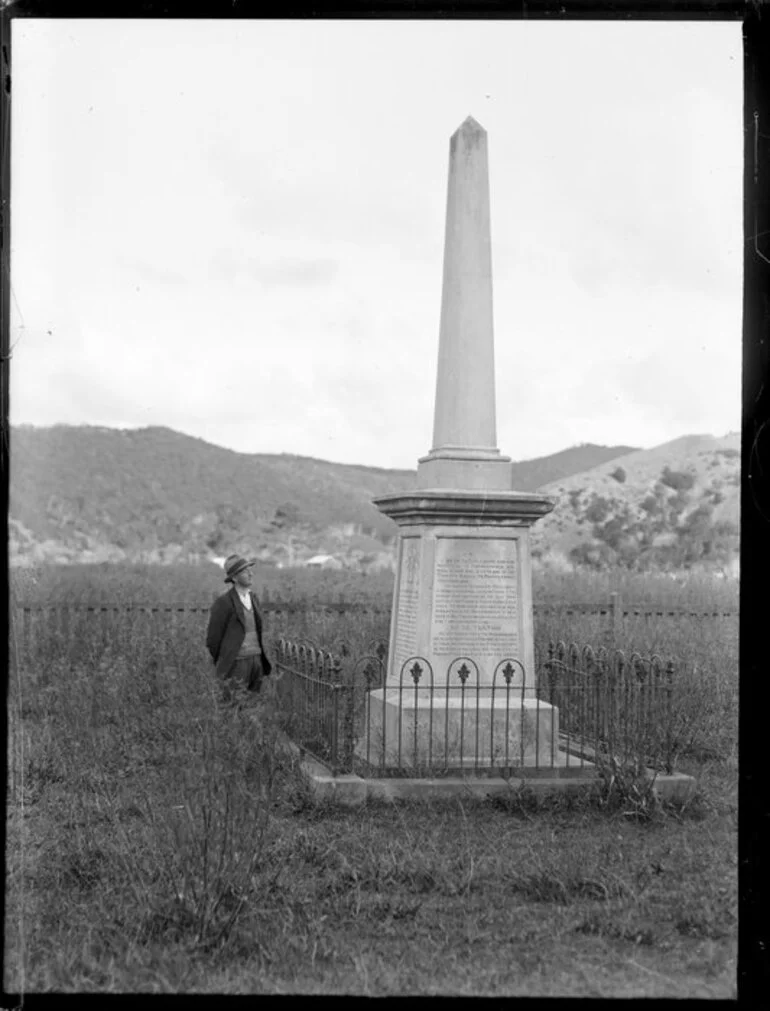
<box><xmin>273</xmin><ymin>638</ymin><xmax>678</xmax><ymax>778</ymax></box>
<box><xmin>541</xmin><ymin>642</ymin><xmax>675</xmax><ymax>775</ymax></box>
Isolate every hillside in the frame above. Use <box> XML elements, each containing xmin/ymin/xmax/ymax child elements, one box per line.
<box><xmin>9</xmin><ymin>425</ymin><xmax>413</xmax><ymax>567</ymax></box>
<box><xmin>510</xmin><ymin>443</ymin><xmax>638</xmax><ymax>492</ymax></box>
<box><xmin>530</xmin><ymin>433</ymin><xmax>740</xmax><ymax>575</ymax></box>
<box><xmin>9</xmin><ymin>425</ymin><xmax>636</xmax><ymax>569</ymax></box>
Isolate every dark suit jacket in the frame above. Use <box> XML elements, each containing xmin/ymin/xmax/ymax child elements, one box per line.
<box><xmin>206</xmin><ymin>586</ymin><xmax>272</xmax><ymax>679</ymax></box>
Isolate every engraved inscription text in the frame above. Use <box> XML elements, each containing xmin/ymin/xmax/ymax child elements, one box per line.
<box><xmin>431</xmin><ymin>538</ymin><xmax>519</xmax><ymax>657</ymax></box>
<box><xmin>393</xmin><ymin>538</ymin><xmax>420</xmax><ymax>675</ymax></box>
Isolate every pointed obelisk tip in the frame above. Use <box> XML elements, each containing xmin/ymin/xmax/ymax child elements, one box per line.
<box><xmin>457</xmin><ymin>115</ymin><xmax>485</xmax><ymax>134</ymax></box>
<box><xmin>450</xmin><ymin>116</ymin><xmax>487</xmax><ymax>151</ymax></box>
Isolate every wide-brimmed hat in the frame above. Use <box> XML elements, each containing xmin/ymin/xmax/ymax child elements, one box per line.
<box><xmin>223</xmin><ymin>554</ymin><xmax>256</xmax><ymax>583</ymax></box>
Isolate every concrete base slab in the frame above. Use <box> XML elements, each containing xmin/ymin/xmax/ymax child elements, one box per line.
<box><xmin>303</xmin><ymin>768</ymin><xmax>695</xmax><ymax>807</ymax></box>
<box><xmin>278</xmin><ymin>736</ymin><xmax>691</xmax><ymax>804</ymax></box>
<box><xmin>277</xmin><ymin>732</ymin><xmax>695</xmax><ymax>808</ymax></box>
<box><xmin>363</xmin><ymin>775</ymin><xmax>594</xmax><ymax>804</ymax></box>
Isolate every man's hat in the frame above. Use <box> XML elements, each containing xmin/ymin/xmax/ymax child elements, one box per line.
<box><xmin>223</xmin><ymin>554</ymin><xmax>256</xmax><ymax>583</ymax></box>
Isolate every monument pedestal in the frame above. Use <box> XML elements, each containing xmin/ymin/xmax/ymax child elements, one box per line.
<box><xmin>373</xmin><ymin>490</ymin><xmax>553</xmax><ymax>689</ymax></box>
<box><xmin>361</xmin><ymin>490</ymin><xmax>556</xmax><ymax>770</ymax></box>
<box><xmin>355</xmin><ymin>688</ymin><xmax>559</xmax><ymax>770</ymax></box>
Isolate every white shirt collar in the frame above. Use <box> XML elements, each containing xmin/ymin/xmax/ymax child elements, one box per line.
<box><xmin>235</xmin><ymin>586</ymin><xmax>252</xmax><ymax>607</ymax></box>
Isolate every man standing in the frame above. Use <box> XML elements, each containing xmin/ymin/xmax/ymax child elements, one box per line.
<box><xmin>206</xmin><ymin>554</ymin><xmax>272</xmax><ymax>701</ymax></box>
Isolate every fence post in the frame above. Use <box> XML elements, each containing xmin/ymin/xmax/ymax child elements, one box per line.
<box><xmin>330</xmin><ymin>656</ymin><xmax>344</xmax><ymax>776</ymax></box>
<box><xmin>342</xmin><ymin>658</ymin><xmax>356</xmax><ymax>774</ymax></box>
<box><xmin>665</xmin><ymin>659</ymin><xmax>675</xmax><ymax>775</ymax></box>
<box><xmin>329</xmin><ymin>686</ymin><xmax>339</xmax><ymax>776</ymax></box>
<box><xmin>610</xmin><ymin>592</ymin><xmax>622</xmax><ymax>646</ymax></box>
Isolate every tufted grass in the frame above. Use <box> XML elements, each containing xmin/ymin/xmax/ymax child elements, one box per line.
<box><xmin>5</xmin><ymin>565</ymin><xmax>737</xmax><ymax>996</ymax></box>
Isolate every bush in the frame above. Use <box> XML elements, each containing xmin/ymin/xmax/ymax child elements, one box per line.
<box><xmin>584</xmin><ymin>495</ymin><xmax>611</xmax><ymax>525</ymax></box>
<box><xmin>593</xmin><ymin>756</ymin><xmax>661</xmax><ymax>821</ymax></box>
<box><xmin>660</xmin><ymin>466</ymin><xmax>695</xmax><ymax>492</ymax></box>
<box><xmin>610</xmin><ymin>467</ymin><xmax>627</xmax><ymax>484</ymax></box>
<box><xmin>568</xmin><ymin>542</ymin><xmax>616</xmax><ymax>571</ymax></box>
<box><xmin>639</xmin><ymin>495</ymin><xmax>658</xmax><ymax>515</ymax></box>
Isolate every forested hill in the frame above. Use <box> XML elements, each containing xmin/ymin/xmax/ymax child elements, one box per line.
<box><xmin>9</xmin><ymin>425</ymin><xmax>636</xmax><ymax>566</ymax></box>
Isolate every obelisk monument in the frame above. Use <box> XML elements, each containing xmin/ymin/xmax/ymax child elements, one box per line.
<box><xmin>360</xmin><ymin>117</ymin><xmax>557</xmax><ymax>770</ymax></box>
<box><xmin>417</xmin><ymin>115</ymin><xmax>512</xmax><ymax>492</ymax></box>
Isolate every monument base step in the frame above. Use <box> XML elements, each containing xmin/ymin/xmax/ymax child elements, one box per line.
<box><xmin>355</xmin><ymin>688</ymin><xmax>558</xmax><ymax>769</ymax></box>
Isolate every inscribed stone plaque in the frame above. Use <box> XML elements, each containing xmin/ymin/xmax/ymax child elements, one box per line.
<box><xmin>393</xmin><ymin>537</ymin><xmax>420</xmax><ymax>676</ymax></box>
<box><xmin>431</xmin><ymin>538</ymin><xmax>519</xmax><ymax>658</ymax></box>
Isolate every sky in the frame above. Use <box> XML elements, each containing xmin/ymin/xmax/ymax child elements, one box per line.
<box><xmin>10</xmin><ymin>19</ymin><xmax>743</xmax><ymax>470</ymax></box>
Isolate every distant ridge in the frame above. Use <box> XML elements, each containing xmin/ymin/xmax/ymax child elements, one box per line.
<box><xmin>9</xmin><ymin>425</ymin><xmax>639</xmax><ymax>567</ymax></box>
<box><xmin>13</xmin><ymin>425</ymin><xmax>739</xmax><ymax>574</ymax></box>
<box><xmin>510</xmin><ymin>443</ymin><xmax>639</xmax><ymax>492</ymax></box>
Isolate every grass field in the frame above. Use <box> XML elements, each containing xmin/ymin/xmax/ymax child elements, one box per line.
<box><xmin>9</xmin><ymin>559</ymin><xmax>740</xmax><ymax>610</ymax></box>
<box><xmin>5</xmin><ymin>564</ymin><xmax>738</xmax><ymax>995</ymax></box>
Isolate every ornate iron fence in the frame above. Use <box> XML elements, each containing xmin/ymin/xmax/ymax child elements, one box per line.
<box><xmin>273</xmin><ymin>640</ymin><xmax>348</xmax><ymax>774</ymax></box>
<box><xmin>273</xmin><ymin>638</ymin><xmax>677</xmax><ymax>778</ymax></box>
<box><xmin>541</xmin><ymin>642</ymin><xmax>675</xmax><ymax>775</ymax></box>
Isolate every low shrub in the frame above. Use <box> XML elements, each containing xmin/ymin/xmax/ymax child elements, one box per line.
<box><xmin>660</xmin><ymin>467</ymin><xmax>695</xmax><ymax>493</ymax></box>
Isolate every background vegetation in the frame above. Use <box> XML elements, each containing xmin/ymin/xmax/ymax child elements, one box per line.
<box><xmin>10</xmin><ymin>559</ymin><xmax>739</xmax><ymax>608</ymax></box>
<box><xmin>10</xmin><ymin>426</ymin><xmax>636</xmax><ymax>567</ymax></box>
<box><xmin>533</xmin><ymin>434</ymin><xmax>739</xmax><ymax>575</ymax></box>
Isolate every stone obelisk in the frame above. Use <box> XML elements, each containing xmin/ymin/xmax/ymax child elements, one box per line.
<box><xmin>417</xmin><ymin>115</ymin><xmax>512</xmax><ymax>492</ymax></box>
<box><xmin>360</xmin><ymin>117</ymin><xmax>557</xmax><ymax>770</ymax></box>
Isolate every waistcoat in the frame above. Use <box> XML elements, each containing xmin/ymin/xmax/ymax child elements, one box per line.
<box><xmin>236</xmin><ymin>599</ymin><xmax>261</xmax><ymax>658</ymax></box>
